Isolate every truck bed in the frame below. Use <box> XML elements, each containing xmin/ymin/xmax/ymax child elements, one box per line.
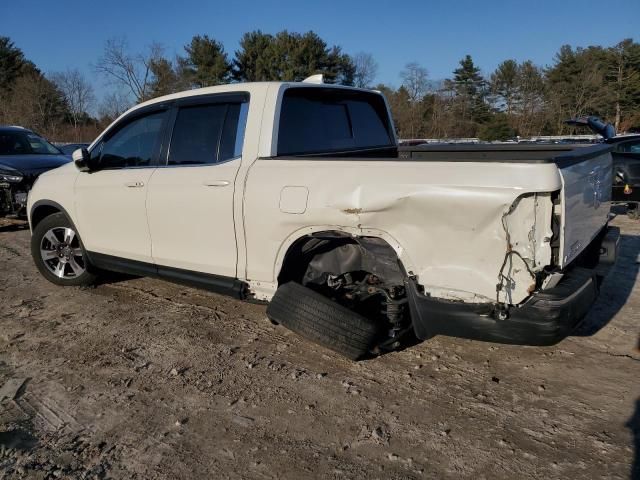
<box><xmin>399</xmin><ymin>143</ymin><xmax>613</xmax><ymax>166</ymax></box>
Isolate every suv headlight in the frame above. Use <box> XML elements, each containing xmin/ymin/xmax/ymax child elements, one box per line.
<box><xmin>0</xmin><ymin>169</ymin><xmax>23</xmax><ymax>183</ymax></box>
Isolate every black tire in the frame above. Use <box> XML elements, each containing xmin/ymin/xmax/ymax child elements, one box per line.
<box><xmin>266</xmin><ymin>282</ymin><xmax>383</xmax><ymax>360</ymax></box>
<box><xmin>31</xmin><ymin>212</ymin><xmax>97</xmax><ymax>287</ymax></box>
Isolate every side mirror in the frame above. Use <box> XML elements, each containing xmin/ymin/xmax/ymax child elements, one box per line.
<box><xmin>72</xmin><ymin>148</ymin><xmax>92</xmax><ymax>172</ymax></box>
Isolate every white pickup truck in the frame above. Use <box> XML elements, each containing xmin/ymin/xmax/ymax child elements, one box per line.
<box><xmin>27</xmin><ymin>79</ymin><xmax>619</xmax><ymax>359</ymax></box>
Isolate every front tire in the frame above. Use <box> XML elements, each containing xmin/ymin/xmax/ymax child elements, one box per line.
<box><xmin>31</xmin><ymin>213</ymin><xmax>97</xmax><ymax>287</ymax></box>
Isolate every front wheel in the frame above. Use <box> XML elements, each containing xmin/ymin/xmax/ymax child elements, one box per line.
<box><xmin>30</xmin><ymin>213</ymin><xmax>97</xmax><ymax>286</ymax></box>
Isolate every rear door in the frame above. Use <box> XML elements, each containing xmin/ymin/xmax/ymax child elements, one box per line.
<box><xmin>146</xmin><ymin>94</ymin><xmax>249</xmax><ymax>277</ymax></box>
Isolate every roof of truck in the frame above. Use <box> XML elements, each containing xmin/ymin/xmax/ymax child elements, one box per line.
<box><xmin>91</xmin><ymin>81</ymin><xmax>384</xmax><ymax>152</ymax></box>
<box><xmin>135</xmin><ymin>81</ymin><xmax>376</xmax><ymax>111</ymax></box>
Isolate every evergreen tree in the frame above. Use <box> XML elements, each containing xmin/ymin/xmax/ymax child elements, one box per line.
<box><xmin>490</xmin><ymin>59</ymin><xmax>518</xmax><ymax>115</ymax></box>
<box><xmin>445</xmin><ymin>55</ymin><xmax>491</xmax><ymax>134</ymax></box>
<box><xmin>546</xmin><ymin>45</ymin><xmax>613</xmax><ymax>132</ymax></box>
<box><xmin>0</xmin><ymin>36</ymin><xmax>37</xmax><ymax>91</ymax></box>
<box><xmin>452</xmin><ymin>54</ymin><xmax>486</xmax><ymax>97</ymax></box>
<box><xmin>148</xmin><ymin>56</ymin><xmax>190</xmax><ymax>98</ymax></box>
<box><xmin>478</xmin><ymin>113</ymin><xmax>516</xmax><ymax>141</ymax></box>
<box><xmin>183</xmin><ymin>35</ymin><xmax>231</xmax><ymax>87</ymax></box>
<box><xmin>233</xmin><ymin>30</ymin><xmax>354</xmax><ymax>85</ymax></box>
<box><xmin>0</xmin><ymin>36</ymin><xmax>69</xmax><ymax>137</ymax></box>
<box><xmin>233</xmin><ymin>31</ymin><xmax>277</xmax><ymax>81</ymax></box>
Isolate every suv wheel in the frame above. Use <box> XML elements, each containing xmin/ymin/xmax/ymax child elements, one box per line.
<box><xmin>31</xmin><ymin>213</ymin><xmax>97</xmax><ymax>286</ymax></box>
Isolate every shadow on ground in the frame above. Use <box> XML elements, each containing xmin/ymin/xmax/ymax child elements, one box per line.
<box><xmin>573</xmin><ymin>233</ymin><xmax>640</xmax><ymax>337</ymax></box>
<box><xmin>0</xmin><ymin>222</ymin><xmax>29</xmax><ymax>233</ymax></box>
<box><xmin>93</xmin><ymin>270</ymin><xmax>140</xmax><ymax>286</ymax></box>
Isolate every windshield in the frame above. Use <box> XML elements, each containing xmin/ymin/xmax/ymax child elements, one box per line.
<box><xmin>0</xmin><ymin>130</ymin><xmax>62</xmax><ymax>155</ymax></box>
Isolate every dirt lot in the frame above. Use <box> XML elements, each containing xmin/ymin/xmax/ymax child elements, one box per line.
<box><xmin>0</xmin><ymin>214</ymin><xmax>638</xmax><ymax>480</ymax></box>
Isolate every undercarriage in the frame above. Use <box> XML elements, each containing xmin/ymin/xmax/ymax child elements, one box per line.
<box><xmin>0</xmin><ymin>182</ymin><xmax>29</xmax><ymax>217</ymax></box>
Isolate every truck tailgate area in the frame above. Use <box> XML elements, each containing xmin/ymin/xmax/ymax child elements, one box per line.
<box><xmin>555</xmin><ymin>145</ymin><xmax>613</xmax><ymax>267</ymax></box>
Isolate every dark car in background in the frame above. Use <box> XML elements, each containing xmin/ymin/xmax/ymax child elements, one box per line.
<box><xmin>605</xmin><ymin>134</ymin><xmax>640</xmax><ymax>216</ymax></box>
<box><xmin>566</xmin><ymin>116</ymin><xmax>640</xmax><ymax>218</ymax></box>
<box><xmin>57</xmin><ymin>143</ymin><xmax>90</xmax><ymax>156</ymax></box>
<box><xmin>0</xmin><ymin>126</ymin><xmax>70</xmax><ymax>217</ymax></box>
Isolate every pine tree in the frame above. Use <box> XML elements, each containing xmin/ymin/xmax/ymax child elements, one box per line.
<box><xmin>233</xmin><ymin>31</ymin><xmax>277</xmax><ymax>82</ymax></box>
<box><xmin>232</xmin><ymin>30</ymin><xmax>354</xmax><ymax>85</ymax></box>
<box><xmin>0</xmin><ymin>36</ymin><xmax>38</xmax><ymax>91</ymax></box>
<box><xmin>148</xmin><ymin>57</ymin><xmax>184</xmax><ymax>97</ymax></box>
<box><xmin>183</xmin><ymin>35</ymin><xmax>231</xmax><ymax>87</ymax></box>
<box><xmin>445</xmin><ymin>55</ymin><xmax>490</xmax><ymax>134</ymax></box>
<box><xmin>490</xmin><ymin>59</ymin><xmax>518</xmax><ymax>116</ymax></box>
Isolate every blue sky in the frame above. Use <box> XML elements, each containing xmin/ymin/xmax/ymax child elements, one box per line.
<box><xmin>2</xmin><ymin>0</ymin><xmax>639</xmax><ymax>105</ymax></box>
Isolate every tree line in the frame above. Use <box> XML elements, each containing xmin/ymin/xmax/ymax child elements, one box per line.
<box><xmin>387</xmin><ymin>40</ymin><xmax>640</xmax><ymax>140</ymax></box>
<box><xmin>0</xmin><ymin>32</ymin><xmax>638</xmax><ymax>142</ymax></box>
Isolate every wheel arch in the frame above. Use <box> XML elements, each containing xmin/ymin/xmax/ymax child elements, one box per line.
<box><xmin>30</xmin><ymin>200</ymin><xmax>76</xmax><ymax>232</ymax></box>
<box><xmin>273</xmin><ymin>226</ymin><xmax>413</xmax><ymax>288</ymax></box>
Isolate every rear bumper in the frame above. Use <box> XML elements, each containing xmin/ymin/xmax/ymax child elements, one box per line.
<box><xmin>407</xmin><ymin>226</ymin><xmax>620</xmax><ymax>346</ymax></box>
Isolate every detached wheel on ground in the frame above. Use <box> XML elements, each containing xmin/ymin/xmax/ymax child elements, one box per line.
<box><xmin>30</xmin><ymin>212</ymin><xmax>97</xmax><ymax>287</ymax></box>
<box><xmin>266</xmin><ymin>281</ymin><xmax>383</xmax><ymax>360</ymax></box>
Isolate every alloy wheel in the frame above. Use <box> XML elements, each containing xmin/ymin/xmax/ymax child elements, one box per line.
<box><xmin>40</xmin><ymin>227</ymin><xmax>86</xmax><ymax>279</ymax></box>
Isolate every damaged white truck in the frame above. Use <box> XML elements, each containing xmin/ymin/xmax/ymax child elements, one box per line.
<box><xmin>27</xmin><ymin>80</ymin><xmax>619</xmax><ymax>359</ymax></box>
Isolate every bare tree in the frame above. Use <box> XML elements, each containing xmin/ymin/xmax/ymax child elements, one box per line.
<box><xmin>353</xmin><ymin>52</ymin><xmax>378</xmax><ymax>88</ymax></box>
<box><xmin>0</xmin><ymin>72</ymin><xmax>66</xmax><ymax>138</ymax></box>
<box><xmin>98</xmin><ymin>90</ymin><xmax>132</xmax><ymax>123</ymax></box>
<box><xmin>50</xmin><ymin>68</ymin><xmax>94</xmax><ymax>141</ymax></box>
<box><xmin>401</xmin><ymin>62</ymin><xmax>429</xmax><ymax>102</ymax></box>
<box><xmin>399</xmin><ymin>62</ymin><xmax>430</xmax><ymax>138</ymax></box>
<box><xmin>95</xmin><ymin>37</ymin><xmax>163</xmax><ymax>102</ymax></box>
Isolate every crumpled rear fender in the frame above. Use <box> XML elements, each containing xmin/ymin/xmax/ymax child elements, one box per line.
<box><xmin>243</xmin><ymin>159</ymin><xmax>562</xmax><ymax>303</ymax></box>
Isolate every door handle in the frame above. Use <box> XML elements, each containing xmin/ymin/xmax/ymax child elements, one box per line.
<box><xmin>125</xmin><ymin>181</ymin><xmax>145</xmax><ymax>188</ymax></box>
<box><xmin>203</xmin><ymin>180</ymin><xmax>230</xmax><ymax>187</ymax></box>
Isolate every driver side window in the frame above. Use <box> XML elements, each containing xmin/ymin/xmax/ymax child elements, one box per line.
<box><xmin>99</xmin><ymin>111</ymin><xmax>166</xmax><ymax>169</ymax></box>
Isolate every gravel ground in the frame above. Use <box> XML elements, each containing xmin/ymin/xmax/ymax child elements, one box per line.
<box><xmin>0</xmin><ymin>214</ymin><xmax>638</xmax><ymax>480</ymax></box>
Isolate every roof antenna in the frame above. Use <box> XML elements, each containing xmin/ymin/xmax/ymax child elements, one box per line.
<box><xmin>302</xmin><ymin>74</ymin><xmax>324</xmax><ymax>84</ymax></box>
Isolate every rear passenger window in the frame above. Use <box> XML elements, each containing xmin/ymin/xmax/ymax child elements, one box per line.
<box><xmin>168</xmin><ymin>101</ymin><xmax>248</xmax><ymax>166</ymax></box>
<box><xmin>168</xmin><ymin>105</ymin><xmax>226</xmax><ymax>166</ymax></box>
<box><xmin>277</xmin><ymin>87</ymin><xmax>394</xmax><ymax>156</ymax></box>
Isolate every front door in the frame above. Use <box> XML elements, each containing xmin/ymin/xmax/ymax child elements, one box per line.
<box><xmin>75</xmin><ymin>109</ymin><xmax>168</xmax><ymax>263</ymax></box>
<box><xmin>147</xmin><ymin>97</ymin><xmax>248</xmax><ymax>278</ymax></box>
